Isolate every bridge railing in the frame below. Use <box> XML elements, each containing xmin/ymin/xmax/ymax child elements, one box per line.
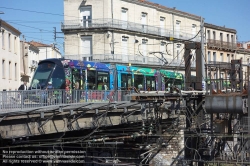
<box><xmin>0</xmin><ymin>89</ymin><xmax>136</xmax><ymax>113</ymax></box>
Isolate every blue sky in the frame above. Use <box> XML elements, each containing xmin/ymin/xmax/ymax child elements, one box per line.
<box><xmin>1</xmin><ymin>0</ymin><xmax>249</xmax><ymax>54</ymax></box>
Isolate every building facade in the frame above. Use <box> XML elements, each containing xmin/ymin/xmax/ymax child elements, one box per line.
<box><xmin>20</xmin><ymin>41</ymin><xmax>40</xmax><ymax>84</ymax></box>
<box><xmin>62</xmin><ymin>0</ymin><xmax>201</xmax><ymax>70</ymax></box>
<box><xmin>0</xmin><ymin>19</ymin><xmax>21</xmax><ymax>91</ymax></box>
<box><xmin>236</xmin><ymin>41</ymin><xmax>250</xmax><ymax>86</ymax></box>
<box><xmin>29</xmin><ymin>41</ymin><xmax>62</xmax><ymax>60</ymax></box>
<box><xmin>204</xmin><ymin>23</ymin><xmax>238</xmax><ymax>90</ymax></box>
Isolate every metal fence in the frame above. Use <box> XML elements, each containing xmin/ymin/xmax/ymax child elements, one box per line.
<box><xmin>65</xmin><ymin>53</ymin><xmax>196</xmax><ymax>67</ymax></box>
<box><xmin>0</xmin><ymin>90</ymin><xmax>135</xmax><ymax>113</ymax></box>
<box><xmin>237</xmin><ymin>117</ymin><xmax>250</xmax><ymax>132</ymax></box>
<box><xmin>61</xmin><ymin>18</ymin><xmax>201</xmax><ymax>42</ymax></box>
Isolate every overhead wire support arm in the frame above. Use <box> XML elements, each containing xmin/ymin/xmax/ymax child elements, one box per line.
<box><xmin>149</xmin><ymin>51</ymin><xmax>168</xmax><ymax>65</ymax></box>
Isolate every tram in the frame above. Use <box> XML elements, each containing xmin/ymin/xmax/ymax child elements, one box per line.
<box><xmin>30</xmin><ymin>58</ymin><xmax>184</xmax><ymax>92</ymax></box>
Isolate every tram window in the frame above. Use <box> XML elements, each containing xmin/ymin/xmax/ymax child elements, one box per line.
<box><xmin>145</xmin><ymin>76</ymin><xmax>156</xmax><ymax>91</ymax></box>
<box><xmin>97</xmin><ymin>71</ymin><xmax>109</xmax><ymax>90</ymax></box>
<box><xmin>50</xmin><ymin>65</ymin><xmax>65</xmax><ymax>89</ymax></box>
<box><xmin>134</xmin><ymin>75</ymin><xmax>144</xmax><ymax>90</ymax></box>
<box><xmin>87</xmin><ymin>70</ymin><xmax>96</xmax><ymax>90</ymax></box>
<box><xmin>72</xmin><ymin>69</ymin><xmax>81</xmax><ymax>89</ymax></box>
<box><xmin>31</xmin><ymin>62</ymin><xmax>55</xmax><ymax>89</ymax></box>
<box><xmin>121</xmin><ymin>74</ymin><xmax>132</xmax><ymax>90</ymax></box>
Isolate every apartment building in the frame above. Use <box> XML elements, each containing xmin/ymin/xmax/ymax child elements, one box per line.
<box><xmin>20</xmin><ymin>41</ymin><xmax>40</xmax><ymax>84</ymax></box>
<box><xmin>62</xmin><ymin>0</ymin><xmax>201</xmax><ymax>70</ymax></box>
<box><xmin>0</xmin><ymin>19</ymin><xmax>21</xmax><ymax>91</ymax></box>
<box><xmin>236</xmin><ymin>41</ymin><xmax>250</xmax><ymax>84</ymax></box>
<box><xmin>205</xmin><ymin>23</ymin><xmax>238</xmax><ymax>90</ymax></box>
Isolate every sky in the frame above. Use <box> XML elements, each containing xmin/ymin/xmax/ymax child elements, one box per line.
<box><xmin>0</xmin><ymin>0</ymin><xmax>249</xmax><ymax>55</ymax></box>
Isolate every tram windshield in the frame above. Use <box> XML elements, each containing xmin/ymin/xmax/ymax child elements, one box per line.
<box><xmin>30</xmin><ymin>62</ymin><xmax>55</xmax><ymax>89</ymax></box>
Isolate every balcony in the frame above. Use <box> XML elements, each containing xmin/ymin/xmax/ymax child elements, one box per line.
<box><xmin>61</xmin><ymin>18</ymin><xmax>200</xmax><ymax>42</ymax></box>
<box><xmin>207</xmin><ymin>39</ymin><xmax>237</xmax><ymax>50</ymax></box>
<box><xmin>64</xmin><ymin>53</ymin><xmax>196</xmax><ymax>68</ymax></box>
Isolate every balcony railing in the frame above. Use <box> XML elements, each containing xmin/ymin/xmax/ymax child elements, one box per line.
<box><xmin>65</xmin><ymin>54</ymin><xmax>196</xmax><ymax>67</ymax></box>
<box><xmin>207</xmin><ymin>39</ymin><xmax>237</xmax><ymax>50</ymax></box>
<box><xmin>61</xmin><ymin>18</ymin><xmax>200</xmax><ymax>42</ymax></box>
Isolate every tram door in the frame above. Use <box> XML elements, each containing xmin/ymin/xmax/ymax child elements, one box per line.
<box><xmin>72</xmin><ymin>69</ymin><xmax>81</xmax><ymax>89</ymax></box>
<box><xmin>120</xmin><ymin>73</ymin><xmax>132</xmax><ymax>101</ymax></box>
<box><xmin>121</xmin><ymin>73</ymin><xmax>132</xmax><ymax>90</ymax></box>
<box><xmin>145</xmin><ymin>76</ymin><xmax>156</xmax><ymax>91</ymax></box>
<box><xmin>134</xmin><ymin>75</ymin><xmax>144</xmax><ymax>90</ymax></box>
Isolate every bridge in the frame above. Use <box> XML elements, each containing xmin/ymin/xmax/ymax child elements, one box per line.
<box><xmin>0</xmin><ymin>89</ymin><xmax>188</xmax><ymax>165</ymax></box>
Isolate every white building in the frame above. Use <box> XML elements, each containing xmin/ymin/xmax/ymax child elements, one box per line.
<box><xmin>0</xmin><ymin>19</ymin><xmax>21</xmax><ymax>91</ymax></box>
<box><xmin>29</xmin><ymin>41</ymin><xmax>62</xmax><ymax>60</ymax></box>
<box><xmin>62</xmin><ymin>0</ymin><xmax>201</xmax><ymax>70</ymax></box>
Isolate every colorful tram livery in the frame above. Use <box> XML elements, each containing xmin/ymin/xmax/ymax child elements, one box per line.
<box><xmin>115</xmin><ymin>65</ymin><xmax>184</xmax><ymax>91</ymax></box>
<box><xmin>30</xmin><ymin>58</ymin><xmax>184</xmax><ymax>92</ymax></box>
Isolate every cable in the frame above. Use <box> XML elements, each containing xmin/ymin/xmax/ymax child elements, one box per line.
<box><xmin>0</xmin><ymin>6</ymin><xmax>66</xmax><ymax>17</ymax></box>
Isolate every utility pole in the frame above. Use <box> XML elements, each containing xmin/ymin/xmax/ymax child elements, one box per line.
<box><xmin>172</xmin><ymin>12</ymin><xmax>175</xmax><ymax>59</ymax></box>
<box><xmin>200</xmin><ymin>17</ymin><xmax>206</xmax><ymax>91</ymax></box>
<box><xmin>111</xmin><ymin>0</ymin><xmax>114</xmax><ymax>56</ymax></box>
<box><xmin>53</xmin><ymin>27</ymin><xmax>64</xmax><ymax>55</ymax></box>
<box><xmin>53</xmin><ymin>27</ymin><xmax>56</xmax><ymax>43</ymax></box>
<box><xmin>22</xmin><ymin>35</ymin><xmax>26</xmax><ymax>80</ymax></box>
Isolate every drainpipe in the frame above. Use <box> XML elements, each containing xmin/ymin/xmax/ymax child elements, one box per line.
<box><xmin>172</xmin><ymin>13</ymin><xmax>174</xmax><ymax>59</ymax></box>
<box><xmin>22</xmin><ymin>35</ymin><xmax>26</xmax><ymax>79</ymax></box>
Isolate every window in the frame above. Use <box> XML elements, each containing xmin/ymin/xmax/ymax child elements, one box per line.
<box><xmin>227</xmin><ymin>54</ymin><xmax>230</xmax><ymax>63</ymax></box>
<box><xmin>176</xmin><ymin>20</ymin><xmax>181</xmax><ymax>37</ymax></box>
<box><xmin>9</xmin><ymin>61</ymin><xmax>11</xmax><ymax>79</ymax></box>
<box><xmin>81</xmin><ymin>36</ymin><xmax>92</xmax><ymax>61</ymax></box>
<box><xmin>160</xmin><ymin>42</ymin><xmax>166</xmax><ymax>53</ymax></box>
<box><xmin>15</xmin><ymin>63</ymin><xmax>17</xmax><ymax>80</ymax></box>
<box><xmin>231</xmin><ymin>35</ymin><xmax>234</xmax><ymax>43</ymax></box>
<box><xmin>192</xmin><ymin>24</ymin><xmax>196</xmax><ymax>40</ymax></box>
<box><xmin>142</xmin><ymin>39</ymin><xmax>148</xmax><ymax>56</ymax></box>
<box><xmin>2</xmin><ymin>30</ymin><xmax>4</xmax><ymax>48</ymax></box>
<box><xmin>121</xmin><ymin>8</ymin><xmax>128</xmax><ymax>28</ymax></box>
<box><xmin>227</xmin><ymin>34</ymin><xmax>229</xmax><ymax>42</ymax></box>
<box><xmin>176</xmin><ymin>44</ymin><xmax>181</xmax><ymax>60</ymax></box>
<box><xmin>141</xmin><ymin>12</ymin><xmax>147</xmax><ymax>32</ymax></box>
<box><xmin>231</xmin><ymin>54</ymin><xmax>234</xmax><ymax>60</ymax></box>
<box><xmin>14</xmin><ymin>36</ymin><xmax>17</xmax><ymax>53</ymax></box>
<box><xmin>8</xmin><ymin>33</ymin><xmax>11</xmax><ymax>51</ymax></box>
<box><xmin>121</xmin><ymin>36</ymin><xmax>128</xmax><ymax>61</ymax></box>
<box><xmin>141</xmin><ymin>12</ymin><xmax>147</xmax><ymax>25</ymax></box>
<box><xmin>2</xmin><ymin>60</ymin><xmax>5</xmax><ymax>78</ymax></box>
<box><xmin>214</xmin><ymin>73</ymin><xmax>217</xmax><ymax>79</ymax></box>
<box><xmin>220</xmin><ymin>53</ymin><xmax>223</xmax><ymax>62</ymax></box>
<box><xmin>220</xmin><ymin>33</ymin><xmax>223</xmax><ymax>42</ymax></box>
<box><xmin>213</xmin><ymin>31</ymin><xmax>216</xmax><ymax>40</ymax></box>
<box><xmin>208</xmin><ymin>51</ymin><xmax>211</xmax><ymax>62</ymax></box>
<box><xmin>134</xmin><ymin>75</ymin><xmax>144</xmax><ymax>90</ymax></box>
<box><xmin>213</xmin><ymin>52</ymin><xmax>216</xmax><ymax>62</ymax></box>
<box><xmin>80</xmin><ymin>6</ymin><xmax>92</xmax><ymax>28</ymax></box>
<box><xmin>160</xmin><ymin>17</ymin><xmax>165</xmax><ymax>35</ymax></box>
<box><xmin>97</xmin><ymin>71</ymin><xmax>109</xmax><ymax>90</ymax></box>
<box><xmin>220</xmin><ymin>73</ymin><xmax>224</xmax><ymax>79</ymax></box>
<box><xmin>207</xmin><ymin>30</ymin><xmax>210</xmax><ymax>40</ymax></box>
<box><xmin>120</xmin><ymin>73</ymin><xmax>132</xmax><ymax>90</ymax></box>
